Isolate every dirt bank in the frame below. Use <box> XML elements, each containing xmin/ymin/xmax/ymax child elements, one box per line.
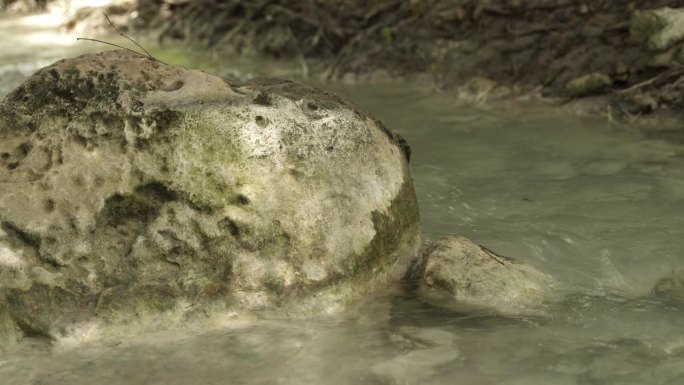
<box><xmin>9</xmin><ymin>0</ymin><xmax>684</xmax><ymax>125</ymax></box>
<box><xmin>129</xmin><ymin>1</ymin><xmax>684</xmax><ymax>123</ymax></box>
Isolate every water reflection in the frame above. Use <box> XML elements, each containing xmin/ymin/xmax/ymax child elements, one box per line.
<box><xmin>2</xmin><ymin>285</ymin><xmax>683</xmax><ymax>384</ymax></box>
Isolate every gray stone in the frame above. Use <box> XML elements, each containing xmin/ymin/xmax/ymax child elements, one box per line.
<box><xmin>420</xmin><ymin>236</ymin><xmax>553</xmax><ymax>316</ymax></box>
<box><xmin>456</xmin><ymin>76</ymin><xmax>512</xmax><ymax>103</ymax></box>
<box><xmin>0</xmin><ymin>50</ymin><xmax>420</xmax><ymax>348</ymax></box>
<box><xmin>652</xmin><ymin>276</ymin><xmax>684</xmax><ymax>298</ymax></box>
<box><xmin>565</xmin><ymin>73</ymin><xmax>611</xmax><ymax>97</ymax></box>
<box><xmin>631</xmin><ymin>7</ymin><xmax>684</xmax><ymax>52</ymax></box>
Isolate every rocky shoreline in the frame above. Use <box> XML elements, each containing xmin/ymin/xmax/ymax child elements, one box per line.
<box><xmin>6</xmin><ymin>1</ymin><xmax>684</xmax><ymax>127</ymax></box>
<box><xmin>42</xmin><ymin>0</ymin><xmax>684</xmax><ymax>128</ymax></box>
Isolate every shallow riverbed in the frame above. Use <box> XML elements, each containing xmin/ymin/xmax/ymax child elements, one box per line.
<box><xmin>2</xmin><ymin>10</ymin><xmax>684</xmax><ymax>385</ymax></box>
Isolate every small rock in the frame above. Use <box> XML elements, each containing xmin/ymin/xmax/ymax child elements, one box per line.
<box><xmin>458</xmin><ymin>77</ymin><xmax>511</xmax><ymax>103</ymax></box>
<box><xmin>0</xmin><ymin>50</ymin><xmax>420</xmax><ymax>347</ymax></box>
<box><xmin>652</xmin><ymin>276</ymin><xmax>684</xmax><ymax>298</ymax></box>
<box><xmin>421</xmin><ymin>236</ymin><xmax>553</xmax><ymax>316</ymax></box>
<box><xmin>617</xmin><ymin>93</ymin><xmax>659</xmax><ymax>115</ymax></box>
<box><xmin>613</xmin><ymin>61</ymin><xmax>631</xmax><ymax>82</ymax></box>
<box><xmin>438</xmin><ymin>6</ymin><xmax>467</xmax><ymax>22</ymax></box>
<box><xmin>565</xmin><ymin>73</ymin><xmax>612</xmax><ymax>97</ymax></box>
<box><xmin>631</xmin><ymin>7</ymin><xmax>684</xmax><ymax>52</ymax></box>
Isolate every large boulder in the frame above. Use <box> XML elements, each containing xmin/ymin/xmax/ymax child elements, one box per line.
<box><xmin>420</xmin><ymin>236</ymin><xmax>552</xmax><ymax>316</ymax></box>
<box><xmin>0</xmin><ymin>50</ymin><xmax>420</xmax><ymax>347</ymax></box>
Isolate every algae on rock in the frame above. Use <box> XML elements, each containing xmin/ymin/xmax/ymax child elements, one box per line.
<box><xmin>0</xmin><ymin>50</ymin><xmax>420</xmax><ymax>348</ymax></box>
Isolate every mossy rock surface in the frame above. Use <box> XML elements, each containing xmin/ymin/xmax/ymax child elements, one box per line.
<box><xmin>421</xmin><ymin>236</ymin><xmax>553</xmax><ymax>316</ymax></box>
<box><xmin>0</xmin><ymin>50</ymin><xmax>420</xmax><ymax>348</ymax></box>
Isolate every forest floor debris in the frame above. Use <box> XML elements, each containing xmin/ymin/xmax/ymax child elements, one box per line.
<box><xmin>7</xmin><ymin>0</ymin><xmax>684</xmax><ymax>126</ymax></box>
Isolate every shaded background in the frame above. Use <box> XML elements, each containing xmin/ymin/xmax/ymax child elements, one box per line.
<box><xmin>4</xmin><ymin>0</ymin><xmax>684</xmax><ymax>121</ymax></box>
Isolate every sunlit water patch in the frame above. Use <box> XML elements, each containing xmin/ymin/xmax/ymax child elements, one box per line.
<box><xmin>2</xmin><ymin>12</ymin><xmax>684</xmax><ymax>385</ymax></box>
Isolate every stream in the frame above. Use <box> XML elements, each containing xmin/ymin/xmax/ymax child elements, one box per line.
<box><xmin>1</xmin><ymin>10</ymin><xmax>684</xmax><ymax>385</ymax></box>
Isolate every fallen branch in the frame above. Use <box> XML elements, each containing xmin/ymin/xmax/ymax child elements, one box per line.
<box><xmin>616</xmin><ymin>66</ymin><xmax>684</xmax><ymax>94</ymax></box>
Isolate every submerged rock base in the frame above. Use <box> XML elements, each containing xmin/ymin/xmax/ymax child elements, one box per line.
<box><xmin>0</xmin><ymin>50</ymin><xmax>420</xmax><ymax>348</ymax></box>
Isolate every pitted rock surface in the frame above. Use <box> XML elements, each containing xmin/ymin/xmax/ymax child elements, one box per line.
<box><xmin>0</xmin><ymin>50</ymin><xmax>420</xmax><ymax>347</ymax></box>
<box><xmin>421</xmin><ymin>236</ymin><xmax>552</xmax><ymax>316</ymax></box>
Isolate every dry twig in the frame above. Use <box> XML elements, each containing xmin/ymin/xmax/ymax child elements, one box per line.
<box><xmin>479</xmin><ymin>244</ymin><xmax>508</xmax><ymax>267</ymax></box>
<box><xmin>616</xmin><ymin>66</ymin><xmax>684</xmax><ymax>94</ymax></box>
<box><xmin>78</xmin><ymin>13</ymin><xmax>166</xmax><ymax>64</ymax></box>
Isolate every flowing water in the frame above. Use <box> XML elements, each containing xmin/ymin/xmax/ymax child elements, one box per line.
<box><xmin>2</xmin><ymin>10</ymin><xmax>684</xmax><ymax>385</ymax></box>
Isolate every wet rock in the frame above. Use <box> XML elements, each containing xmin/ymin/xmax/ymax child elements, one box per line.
<box><xmin>565</xmin><ymin>73</ymin><xmax>612</xmax><ymax>97</ymax></box>
<box><xmin>420</xmin><ymin>236</ymin><xmax>553</xmax><ymax>316</ymax></box>
<box><xmin>615</xmin><ymin>93</ymin><xmax>659</xmax><ymax>115</ymax></box>
<box><xmin>651</xmin><ymin>276</ymin><xmax>684</xmax><ymax>298</ymax></box>
<box><xmin>0</xmin><ymin>50</ymin><xmax>420</xmax><ymax>348</ymax></box>
<box><xmin>631</xmin><ymin>7</ymin><xmax>684</xmax><ymax>52</ymax></box>
<box><xmin>457</xmin><ymin>77</ymin><xmax>512</xmax><ymax>103</ymax></box>
<box><xmin>437</xmin><ymin>6</ymin><xmax>467</xmax><ymax>22</ymax></box>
